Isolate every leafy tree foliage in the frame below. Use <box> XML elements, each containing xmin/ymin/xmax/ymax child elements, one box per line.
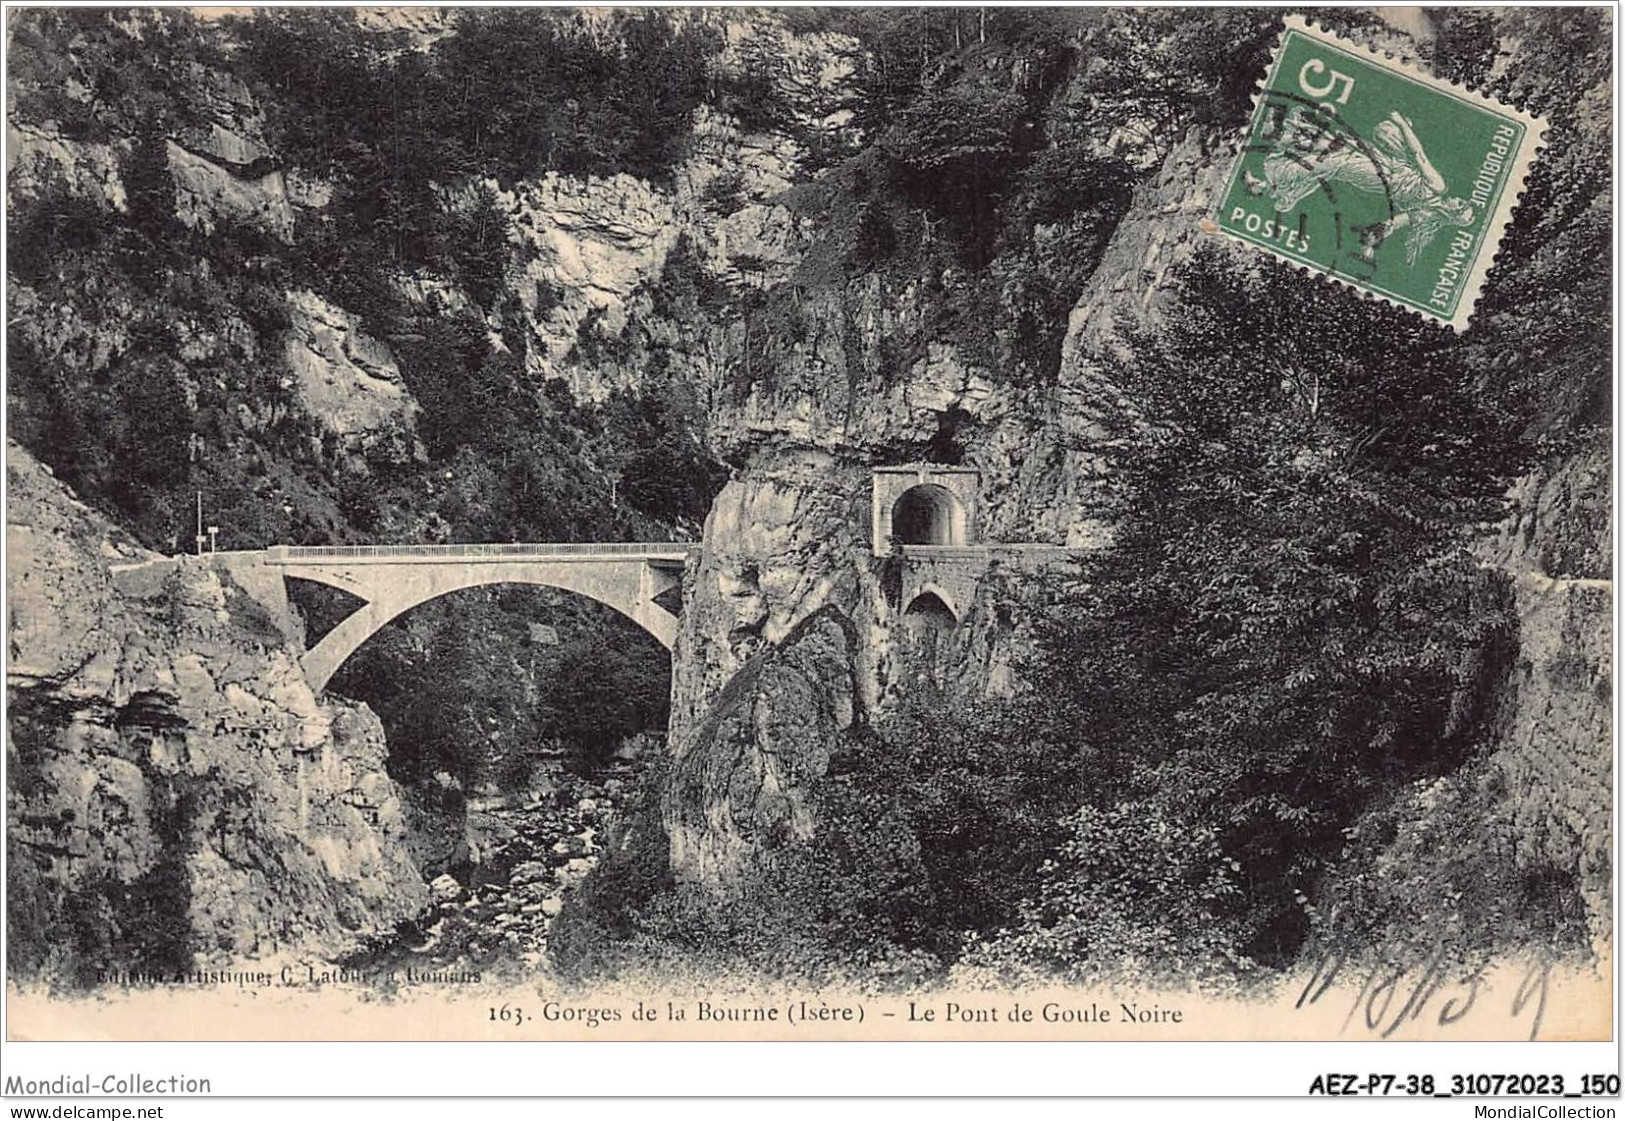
<box><xmin>881</xmin><ymin>77</ymin><xmax>1035</xmax><ymax>265</ymax></box>
<box><xmin>321</xmin><ymin>585</ymin><xmax>673</xmax><ymax>788</ymax></box>
<box><xmin>8</xmin><ymin>7</ymin><xmax>1609</xmax><ymax>984</ymax></box>
<box><xmin>1009</xmin><ymin>249</ymin><xmax>1530</xmax><ymax>968</ymax></box>
<box><xmin>231</xmin><ymin>9</ymin><xmax>718</xmax><ymax>241</ymax></box>
<box><xmin>7</xmin><ymin>167</ymin><xmax>318</xmax><ymax>551</ymax></box>
<box><xmin>1461</xmin><ymin>6</ymin><xmax>1612</xmax><ymax>440</ymax></box>
<box><xmin>749</xmin><ymin>691</ymin><xmax>1083</xmax><ymax>969</ymax></box>
<box><xmin>8</xmin><ymin>8</ymin><xmax>731</xmax><ymax>792</ymax></box>
<box><xmin>803</xmin><ymin>7</ymin><xmax>1293</xmax><ymax>390</ymax></box>
<box><xmin>964</xmin><ymin>802</ymin><xmax>1258</xmax><ymax>989</ymax></box>
<box><xmin>714</xmin><ymin>31</ymin><xmax>795</xmax><ymax>133</ymax></box>
<box><xmin>559</xmin><ymin>688</ymin><xmax>1082</xmax><ymax>984</ymax></box>
<box><xmin>1067</xmin><ymin>8</ymin><xmax>1289</xmax><ymax>162</ymax></box>
<box><xmin>6</xmin><ymin>9</ymin><xmax>228</xmax><ymax>141</ymax></box>
<box><xmin>1314</xmin><ymin>756</ymin><xmax>1592</xmax><ymax>970</ymax></box>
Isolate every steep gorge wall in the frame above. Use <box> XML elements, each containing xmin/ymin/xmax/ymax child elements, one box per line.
<box><xmin>7</xmin><ymin>42</ymin><xmax>426</xmax><ymax>525</ymax></box>
<box><xmin>6</xmin><ymin>445</ymin><xmax>426</xmax><ymax>981</ymax></box>
<box><xmin>654</xmin><ymin>126</ymin><xmax>1236</xmax><ymax>893</ymax></box>
<box><xmin>5</xmin><ymin>7</ymin><xmax>860</xmax><ymax>960</ymax></box>
<box><xmin>1484</xmin><ymin>443</ymin><xmax>1613</xmax><ymax>939</ymax></box>
<box><xmin>6</xmin><ymin>9</ymin><xmax>1610</xmax><ymax>952</ymax></box>
<box><xmin>653</xmin><ymin>38</ymin><xmax>1611</xmax><ymax>930</ymax></box>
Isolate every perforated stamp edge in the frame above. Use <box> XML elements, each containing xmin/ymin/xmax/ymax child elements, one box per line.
<box><xmin>1208</xmin><ymin>14</ymin><xmax>1548</xmax><ymax>332</ymax></box>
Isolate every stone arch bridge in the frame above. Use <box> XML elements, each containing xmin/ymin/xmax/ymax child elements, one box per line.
<box><xmin>232</xmin><ymin>543</ymin><xmax>694</xmax><ymax>692</ymax></box>
<box><xmin>143</xmin><ymin>462</ymin><xmax>1082</xmax><ymax>695</ymax></box>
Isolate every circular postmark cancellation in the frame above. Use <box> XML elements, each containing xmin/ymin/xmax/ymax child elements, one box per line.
<box><xmin>1239</xmin><ymin>90</ymin><xmax>1403</xmax><ymax>280</ymax></box>
<box><xmin>1213</xmin><ymin>16</ymin><xmax>1547</xmax><ymax>330</ymax></box>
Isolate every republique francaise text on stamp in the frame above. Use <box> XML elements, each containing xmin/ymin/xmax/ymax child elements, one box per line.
<box><xmin>1215</xmin><ymin>16</ymin><xmax>1546</xmax><ymax>330</ymax></box>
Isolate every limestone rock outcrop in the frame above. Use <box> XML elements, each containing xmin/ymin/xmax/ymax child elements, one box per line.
<box><xmin>453</xmin><ymin>106</ymin><xmax>819</xmax><ymax>405</ymax></box>
<box><xmin>6</xmin><ymin>6</ymin><xmax>1609</xmax><ymax>962</ymax></box>
<box><xmin>164</xmin><ymin>66</ymin><xmax>295</xmax><ymax>242</ymax></box>
<box><xmin>1494</xmin><ymin>570</ymin><xmax>1612</xmax><ymax>940</ymax></box>
<box><xmin>284</xmin><ymin>289</ymin><xmax>424</xmax><ymax>470</ymax></box>
<box><xmin>7</xmin><ymin>121</ymin><xmax>129</xmax><ymax>212</ymax></box>
<box><xmin>670</xmin><ymin>451</ymin><xmax>870</xmax><ymax>748</ymax></box>
<box><xmin>667</xmin><ymin>608</ymin><xmax>860</xmax><ymax>890</ymax></box>
<box><xmin>165</xmin><ymin>138</ymin><xmax>293</xmax><ymax>242</ymax></box>
<box><xmin>1481</xmin><ymin>438</ymin><xmax>1613</xmax><ymax>940</ymax></box>
<box><xmin>6</xmin><ymin>445</ymin><xmax>426</xmax><ymax>982</ymax></box>
<box><xmin>657</xmin><ymin>101</ymin><xmax>1611</xmax><ymax>924</ymax></box>
<box><xmin>656</xmin><ymin>129</ymin><xmax>1240</xmax><ymax>893</ymax></box>
<box><xmin>664</xmin><ymin>439</ymin><xmax>1052</xmax><ymax>892</ymax></box>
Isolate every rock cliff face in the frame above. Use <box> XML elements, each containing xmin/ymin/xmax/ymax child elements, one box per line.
<box><xmin>1494</xmin><ymin>570</ymin><xmax>1612</xmax><ymax>940</ymax></box>
<box><xmin>164</xmin><ymin>65</ymin><xmax>296</xmax><ymax>241</ymax></box>
<box><xmin>283</xmin><ymin>289</ymin><xmax>423</xmax><ymax>471</ymax></box>
<box><xmin>654</xmin><ymin>128</ymin><xmax>1237</xmax><ymax>892</ymax></box>
<box><xmin>666</xmin><ymin>607</ymin><xmax>861</xmax><ymax>892</ymax></box>
<box><xmin>6</xmin><ymin>8</ymin><xmax>1610</xmax><ymax>961</ymax></box>
<box><xmin>657</xmin><ymin>109</ymin><xmax>1611</xmax><ymax>929</ymax></box>
<box><xmin>1483</xmin><ymin>439</ymin><xmax>1613</xmax><ymax>941</ymax></box>
<box><xmin>8</xmin><ymin>120</ymin><xmax>129</xmax><ymax>212</ymax></box>
<box><xmin>165</xmin><ymin>137</ymin><xmax>293</xmax><ymax>242</ymax></box>
<box><xmin>453</xmin><ymin>104</ymin><xmax>814</xmax><ymax>405</ymax></box>
<box><xmin>6</xmin><ymin>445</ymin><xmax>425</xmax><ymax>982</ymax></box>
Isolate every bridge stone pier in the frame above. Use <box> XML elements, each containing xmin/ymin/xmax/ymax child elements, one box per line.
<box><xmin>259</xmin><ymin>543</ymin><xmax>693</xmax><ymax>692</ymax></box>
<box><xmin>894</xmin><ymin>544</ymin><xmax>1077</xmax><ymax>627</ymax></box>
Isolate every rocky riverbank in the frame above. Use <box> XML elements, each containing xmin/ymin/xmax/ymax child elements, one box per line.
<box><xmin>339</xmin><ymin>759</ymin><xmax>639</xmax><ymax>985</ymax></box>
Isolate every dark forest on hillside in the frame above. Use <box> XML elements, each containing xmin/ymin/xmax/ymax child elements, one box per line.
<box><xmin>7</xmin><ymin>7</ymin><xmax>1611</xmax><ymax>994</ymax></box>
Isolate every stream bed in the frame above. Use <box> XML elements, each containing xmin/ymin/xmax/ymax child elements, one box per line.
<box><xmin>340</xmin><ymin>763</ymin><xmax>635</xmax><ymax>985</ymax></box>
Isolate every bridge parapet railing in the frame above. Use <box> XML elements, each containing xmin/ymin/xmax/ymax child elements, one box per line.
<box><xmin>266</xmin><ymin>542</ymin><xmax>697</xmax><ymax>564</ymax></box>
<box><xmin>896</xmin><ymin>543</ymin><xmax>1087</xmax><ymax>560</ymax></box>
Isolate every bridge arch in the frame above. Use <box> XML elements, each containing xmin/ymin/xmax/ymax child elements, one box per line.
<box><xmin>902</xmin><ymin>588</ymin><xmax>958</xmax><ymax>631</ymax></box>
<box><xmin>891</xmin><ymin>483</ymin><xmax>967</xmax><ymax>546</ymax></box>
<box><xmin>269</xmin><ymin>549</ymin><xmax>686</xmax><ymax>692</ymax></box>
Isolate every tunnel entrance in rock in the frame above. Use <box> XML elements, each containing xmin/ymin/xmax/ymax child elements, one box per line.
<box><xmin>891</xmin><ymin>484</ymin><xmax>967</xmax><ymax>546</ymax></box>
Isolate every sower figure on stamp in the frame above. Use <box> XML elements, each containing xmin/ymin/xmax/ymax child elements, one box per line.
<box><xmin>1245</xmin><ymin>107</ymin><xmax>1476</xmax><ymax>265</ymax></box>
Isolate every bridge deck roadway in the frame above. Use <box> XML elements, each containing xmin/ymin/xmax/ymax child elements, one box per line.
<box><xmin>240</xmin><ymin>541</ymin><xmax>1078</xmax><ymax>691</ymax></box>
<box><xmin>264</xmin><ymin>542</ymin><xmax>695</xmax><ymax>565</ymax></box>
<box><xmin>255</xmin><ymin>542</ymin><xmax>696</xmax><ymax>691</ymax></box>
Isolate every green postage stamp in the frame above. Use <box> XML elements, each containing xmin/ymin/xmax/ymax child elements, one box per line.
<box><xmin>1214</xmin><ymin>15</ymin><xmax>1546</xmax><ymax>330</ymax></box>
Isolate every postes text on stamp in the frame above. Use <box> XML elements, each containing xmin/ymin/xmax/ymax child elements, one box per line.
<box><xmin>1214</xmin><ymin>16</ymin><xmax>1545</xmax><ymax>330</ymax></box>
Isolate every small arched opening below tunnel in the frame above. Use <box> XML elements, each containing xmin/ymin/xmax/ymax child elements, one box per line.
<box><xmin>891</xmin><ymin>483</ymin><xmax>967</xmax><ymax>546</ymax></box>
<box><xmin>902</xmin><ymin>590</ymin><xmax>958</xmax><ymax>632</ymax></box>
